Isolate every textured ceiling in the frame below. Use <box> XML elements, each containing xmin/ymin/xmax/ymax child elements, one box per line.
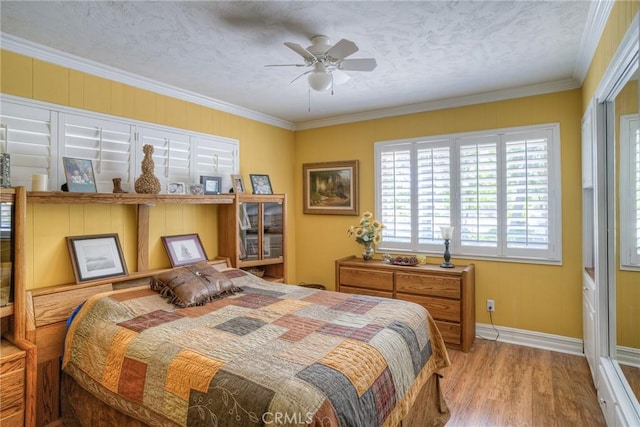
<box><xmin>0</xmin><ymin>1</ymin><xmax>594</xmax><ymax>127</ymax></box>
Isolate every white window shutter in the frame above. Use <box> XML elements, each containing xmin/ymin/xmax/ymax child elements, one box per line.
<box><xmin>416</xmin><ymin>141</ymin><xmax>451</xmax><ymax>245</ymax></box>
<box><xmin>0</xmin><ymin>102</ymin><xmax>55</xmax><ymax>189</ymax></box>
<box><xmin>458</xmin><ymin>136</ymin><xmax>499</xmax><ymax>253</ymax></box>
<box><xmin>62</xmin><ymin>113</ymin><xmax>134</xmax><ymax>193</ymax></box>
<box><xmin>620</xmin><ymin>114</ymin><xmax>640</xmax><ymax>268</ymax></box>
<box><xmin>378</xmin><ymin>143</ymin><xmax>413</xmax><ymax>247</ymax></box>
<box><xmin>137</xmin><ymin>126</ymin><xmax>191</xmax><ymax>190</ymax></box>
<box><xmin>193</xmin><ymin>134</ymin><xmax>239</xmax><ymax>193</ymax></box>
<box><xmin>504</xmin><ymin>130</ymin><xmax>551</xmax><ymax>252</ymax></box>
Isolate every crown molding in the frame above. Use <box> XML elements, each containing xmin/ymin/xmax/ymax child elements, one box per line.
<box><xmin>0</xmin><ymin>33</ymin><xmax>296</xmax><ymax>131</ymax></box>
<box><xmin>294</xmin><ymin>78</ymin><xmax>581</xmax><ymax>131</ymax></box>
<box><xmin>573</xmin><ymin>0</ymin><xmax>615</xmax><ymax>83</ymax></box>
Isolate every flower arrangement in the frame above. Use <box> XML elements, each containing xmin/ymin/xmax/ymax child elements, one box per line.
<box><xmin>347</xmin><ymin>211</ymin><xmax>384</xmax><ymax>247</ymax></box>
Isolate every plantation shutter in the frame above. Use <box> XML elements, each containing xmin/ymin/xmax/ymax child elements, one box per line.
<box><xmin>458</xmin><ymin>135</ymin><xmax>499</xmax><ymax>255</ymax></box>
<box><xmin>0</xmin><ymin>102</ymin><xmax>55</xmax><ymax>188</ymax></box>
<box><xmin>378</xmin><ymin>143</ymin><xmax>413</xmax><ymax>247</ymax></box>
<box><xmin>138</xmin><ymin>126</ymin><xmax>191</xmax><ymax>189</ymax></box>
<box><xmin>62</xmin><ymin>113</ymin><xmax>134</xmax><ymax>192</ymax></box>
<box><xmin>504</xmin><ymin>130</ymin><xmax>551</xmax><ymax>253</ymax></box>
<box><xmin>193</xmin><ymin>134</ymin><xmax>239</xmax><ymax>193</ymax></box>
<box><xmin>416</xmin><ymin>141</ymin><xmax>451</xmax><ymax>244</ymax></box>
<box><xmin>620</xmin><ymin>114</ymin><xmax>640</xmax><ymax>268</ymax></box>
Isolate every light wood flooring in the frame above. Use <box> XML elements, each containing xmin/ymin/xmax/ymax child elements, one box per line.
<box><xmin>440</xmin><ymin>338</ymin><xmax>606</xmax><ymax>426</ymax></box>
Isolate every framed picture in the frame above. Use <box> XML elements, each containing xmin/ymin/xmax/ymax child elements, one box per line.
<box><xmin>200</xmin><ymin>176</ymin><xmax>222</xmax><ymax>195</ymax></box>
<box><xmin>249</xmin><ymin>174</ymin><xmax>273</xmax><ymax>194</ymax></box>
<box><xmin>189</xmin><ymin>184</ymin><xmax>204</xmax><ymax>195</ymax></box>
<box><xmin>66</xmin><ymin>234</ymin><xmax>128</xmax><ymax>283</ymax></box>
<box><xmin>303</xmin><ymin>160</ymin><xmax>359</xmax><ymax>215</ymax></box>
<box><xmin>231</xmin><ymin>174</ymin><xmax>245</xmax><ymax>193</ymax></box>
<box><xmin>167</xmin><ymin>182</ymin><xmax>185</xmax><ymax>194</ymax></box>
<box><xmin>239</xmin><ymin>203</ymin><xmax>252</xmax><ymax>230</ymax></box>
<box><xmin>161</xmin><ymin>233</ymin><xmax>208</xmax><ymax>267</ymax></box>
<box><xmin>63</xmin><ymin>157</ymin><xmax>97</xmax><ymax>193</ymax></box>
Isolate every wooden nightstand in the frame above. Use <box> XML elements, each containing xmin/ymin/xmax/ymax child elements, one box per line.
<box><xmin>0</xmin><ymin>338</ymin><xmax>25</xmax><ymax>426</ymax></box>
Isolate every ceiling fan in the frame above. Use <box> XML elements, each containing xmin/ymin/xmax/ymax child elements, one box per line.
<box><xmin>266</xmin><ymin>35</ymin><xmax>377</xmax><ymax>92</ymax></box>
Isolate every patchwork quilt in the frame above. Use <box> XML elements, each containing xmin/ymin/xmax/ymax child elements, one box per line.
<box><xmin>63</xmin><ymin>269</ymin><xmax>450</xmax><ymax>426</ymax></box>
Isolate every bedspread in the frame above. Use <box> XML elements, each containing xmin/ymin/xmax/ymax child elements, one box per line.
<box><xmin>63</xmin><ymin>269</ymin><xmax>450</xmax><ymax>426</ymax></box>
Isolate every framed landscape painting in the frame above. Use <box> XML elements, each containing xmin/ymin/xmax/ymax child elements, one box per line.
<box><xmin>303</xmin><ymin>160</ymin><xmax>359</xmax><ymax>215</ymax></box>
<box><xmin>66</xmin><ymin>234</ymin><xmax>128</xmax><ymax>283</ymax></box>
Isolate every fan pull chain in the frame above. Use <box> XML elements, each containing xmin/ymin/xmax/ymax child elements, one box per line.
<box><xmin>308</xmin><ymin>86</ymin><xmax>311</xmax><ymax>112</ymax></box>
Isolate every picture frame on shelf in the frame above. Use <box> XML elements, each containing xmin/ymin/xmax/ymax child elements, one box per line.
<box><xmin>66</xmin><ymin>233</ymin><xmax>128</xmax><ymax>283</ymax></box>
<box><xmin>231</xmin><ymin>174</ymin><xmax>245</xmax><ymax>193</ymax></box>
<box><xmin>189</xmin><ymin>184</ymin><xmax>204</xmax><ymax>195</ymax></box>
<box><xmin>167</xmin><ymin>182</ymin><xmax>185</xmax><ymax>194</ymax></box>
<box><xmin>303</xmin><ymin>160</ymin><xmax>359</xmax><ymax>215</ymax></box>
<box><xmin>200</xmin><ymin>176</ymin><xmax>222</xmax><ymax>195</ymax></box>
<box><xmin>63</xmin><ymin>157</ymin><xmax>97</xmax><ymax>193</ymax></box>
<box><xmin>161</xmin><ymin>233</ymin><xmax>208</xmax><ymax>267</ymax></box>
<box><xmin>249</xmin><ymin>174</ymin><xmax>273</xmax><ymax>194</ymax></box>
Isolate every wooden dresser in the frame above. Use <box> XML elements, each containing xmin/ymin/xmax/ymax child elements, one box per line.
<box><xmin>335</xmin><ymin>256</ymin><xmax>475</xmax><ymax>352</ymax></box>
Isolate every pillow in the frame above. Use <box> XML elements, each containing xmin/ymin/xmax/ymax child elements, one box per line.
<box><xmin>151</xmin><ymin>262</ymin><xmax>241</xmax><ymax>307</ymax></box>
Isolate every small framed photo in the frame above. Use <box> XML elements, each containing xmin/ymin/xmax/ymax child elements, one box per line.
<box><xmin>63</xmin><ymin>157</ymin><xmax>97</xmax><ymax>193</ymax></box>
<box><xmin>200</xmin><ymin>176</ymin><xmax>222</xmax><ymax>195</ymax></box>
<box><xmin>167</xmin><ymin>182</ymin><xmax>185</xmax><ymax>194</ymax></box>
<box><xmin>189</xmin><ymin>184</ymin><xmax>204</xmax><ymax>195</ymax></box>
<box><xmin>249</xmin><ymin>174</ymin><xmax>273</xmax><ymax>195</ymax></box>
<box><xmin>66</xmin><ymin>234</ymin><xmax>128</xmax><ymax>283</ymax></box>
<box><xmin>161</xmin><ymin>233</ymin><xmax>208</xmax><ymax>267</ymax></box>
<box><xmin>231</xmin><ymin>174</ymin><xmax>245</xmax><ymax>193</ymax></box>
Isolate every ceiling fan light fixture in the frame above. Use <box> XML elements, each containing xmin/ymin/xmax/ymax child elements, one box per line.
<box><xmin>308</xmin><ymin>71</ymin><xmax>332</xmax><ymax>92</ymax></box>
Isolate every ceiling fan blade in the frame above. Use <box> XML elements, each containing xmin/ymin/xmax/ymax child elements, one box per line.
<box><xmin>339</xmin><ymin>58</ymin><xmax>377</xmax><ymax>72</ymax></box>
<box><xmin>290</xmin><ymin>69</ymin><xmax>313</xmax><ymax>84</ymax></box>
<box><xmin>326</xmin><ymin>39</ymin><xmax>358</xmax><ymax>60</ymax></box>
<box><xmin>331</xmin><ymin>69</ymin><xmax>351</xmax><ymax>85</ymax></box>
<box><xmin>284</xmin><ymin>42</ymin><xmax>316</xmax><ymax>63</ymax></box>
<box><xmin>264</xmin><ymin>64</ymin><xmax>308</xmax><ymax>67</ymax></box>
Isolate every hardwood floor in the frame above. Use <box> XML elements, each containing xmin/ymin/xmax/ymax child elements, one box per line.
<box><xmin>440</xmin><ymin>338</ymin><xmax>606</xmax><ymax>426</ymax></box>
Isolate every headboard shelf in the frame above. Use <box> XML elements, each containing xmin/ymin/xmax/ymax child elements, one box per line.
<box><xmin>27</xmin><ymin>191</ymin><xmax>235</xmax><ymax>205</ymax></box>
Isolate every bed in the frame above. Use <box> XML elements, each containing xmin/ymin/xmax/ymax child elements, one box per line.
<box><xmin>59</xmin><ymin>263</ymin><xmax>451</xmax><ymax>426</ymax></box>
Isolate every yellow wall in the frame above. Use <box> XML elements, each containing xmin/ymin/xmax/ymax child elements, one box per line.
<box><xmin>0</xmin><ymin>51</ymin><xmax>297</xmax><ymax>288</ymax></box>
<box><xmin>294</xmin><ymin>90</ymin><xmax>584</xmax><ymax>339</ymax></box>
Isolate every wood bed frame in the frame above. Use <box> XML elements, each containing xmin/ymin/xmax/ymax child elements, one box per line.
<box><xmin>27</xmin><ymin>259</ymin><xmax>449</xmax><ymax>426</ymax></box>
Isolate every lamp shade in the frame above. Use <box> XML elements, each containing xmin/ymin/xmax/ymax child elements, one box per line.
<box><xmin>440</xmin><ymin>226</ymin><xmax>454</xmax><ymax>240</ymax></box>
<box><xmin>308</xmin><ymin>71</ymin><xmax>332</xmax><ymax>92</ymax></box>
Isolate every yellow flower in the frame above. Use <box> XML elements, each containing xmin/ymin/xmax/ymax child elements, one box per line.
<box><xmin>348</xmin><ymin>212</ymin><xmax>385</xmax><ymax>247</ymax></box>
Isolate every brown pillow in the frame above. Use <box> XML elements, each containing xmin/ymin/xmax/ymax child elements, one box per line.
<box><xmin>151</xmin><ymin>262</ymin><xmax>241</xmax><ymax>307</ymax></box>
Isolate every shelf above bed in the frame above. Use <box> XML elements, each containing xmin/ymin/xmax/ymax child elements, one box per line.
<box><xmin>27</xmin><ymin>191</ymin><xmax>235</xmax><ymax>205</ymax></box>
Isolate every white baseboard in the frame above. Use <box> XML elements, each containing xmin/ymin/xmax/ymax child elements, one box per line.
<box><xmin>617</xmin><ymin>345</ymin><xmax>640</xmax><ymax>368</ymax></box>
<box><xmin>476</xmin><ymin>323</ymin><xmax>584</xmax><ymax>356</ymax></box>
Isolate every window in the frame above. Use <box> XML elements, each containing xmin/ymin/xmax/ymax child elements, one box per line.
<box><xmin>620</xmin><ymin>113</ymin><xmax>640</xmax><ymax>269</ymax></box>
<box><xmin>0</xmin><ymin>97</ymin><xmax>239</xmax><ymax>192</ymax></box>
<box><xmin>375</xmin><ymin>123</ymin><xmax>561</xmax><ymax>263</ymax></box>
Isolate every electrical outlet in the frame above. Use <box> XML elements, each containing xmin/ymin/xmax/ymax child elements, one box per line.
<box><xmin>486</xmin><ymin>299</ymin><xmax>495</xmax><ymax>312</ymax></box>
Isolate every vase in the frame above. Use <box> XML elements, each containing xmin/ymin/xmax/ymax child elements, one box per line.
<box><xmin>362</xmin><ymin>242</ymin><xmax>374</xmax><ymax>261</ymax></box>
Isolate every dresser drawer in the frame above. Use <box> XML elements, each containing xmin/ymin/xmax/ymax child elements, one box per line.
<box><xmin>0</xmin><ymin>341</ymin><xmax>25</xmax><ymax>422</ymax></box>
<box><xmin>396</xmin><ymin>293</ymin><xmax>461</xmax><ymax>323</ymax></box>
<box><xmin>339</xmin><ymin>267</ymin><xmax>394</xmax><ymax>292</ymax></box>
<box><xmin>396</xmin><ymin>273</ymin><xmax>460</xmax><ymax>299</ymax></box>
<box><xmin>339</xmin><ymin>285</ymin><xmax>393</xmax><ymax>299</ymax></box>
<box><xmin>434</xmin><ymin>320</ymin><xmax>461</xmax><ymax>345</ymax></box>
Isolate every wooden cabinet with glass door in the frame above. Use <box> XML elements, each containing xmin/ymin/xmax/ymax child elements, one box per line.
<box><xmin>218</xmin><ymin>194</ymin><xmax>287</xmax><ymax>282</ymax></box>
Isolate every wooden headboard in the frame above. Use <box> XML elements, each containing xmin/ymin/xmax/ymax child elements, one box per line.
<box><xmin>26</xmin><ymin>258</ymin><xmax>230</xmax><ymax>426</ymax></box>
